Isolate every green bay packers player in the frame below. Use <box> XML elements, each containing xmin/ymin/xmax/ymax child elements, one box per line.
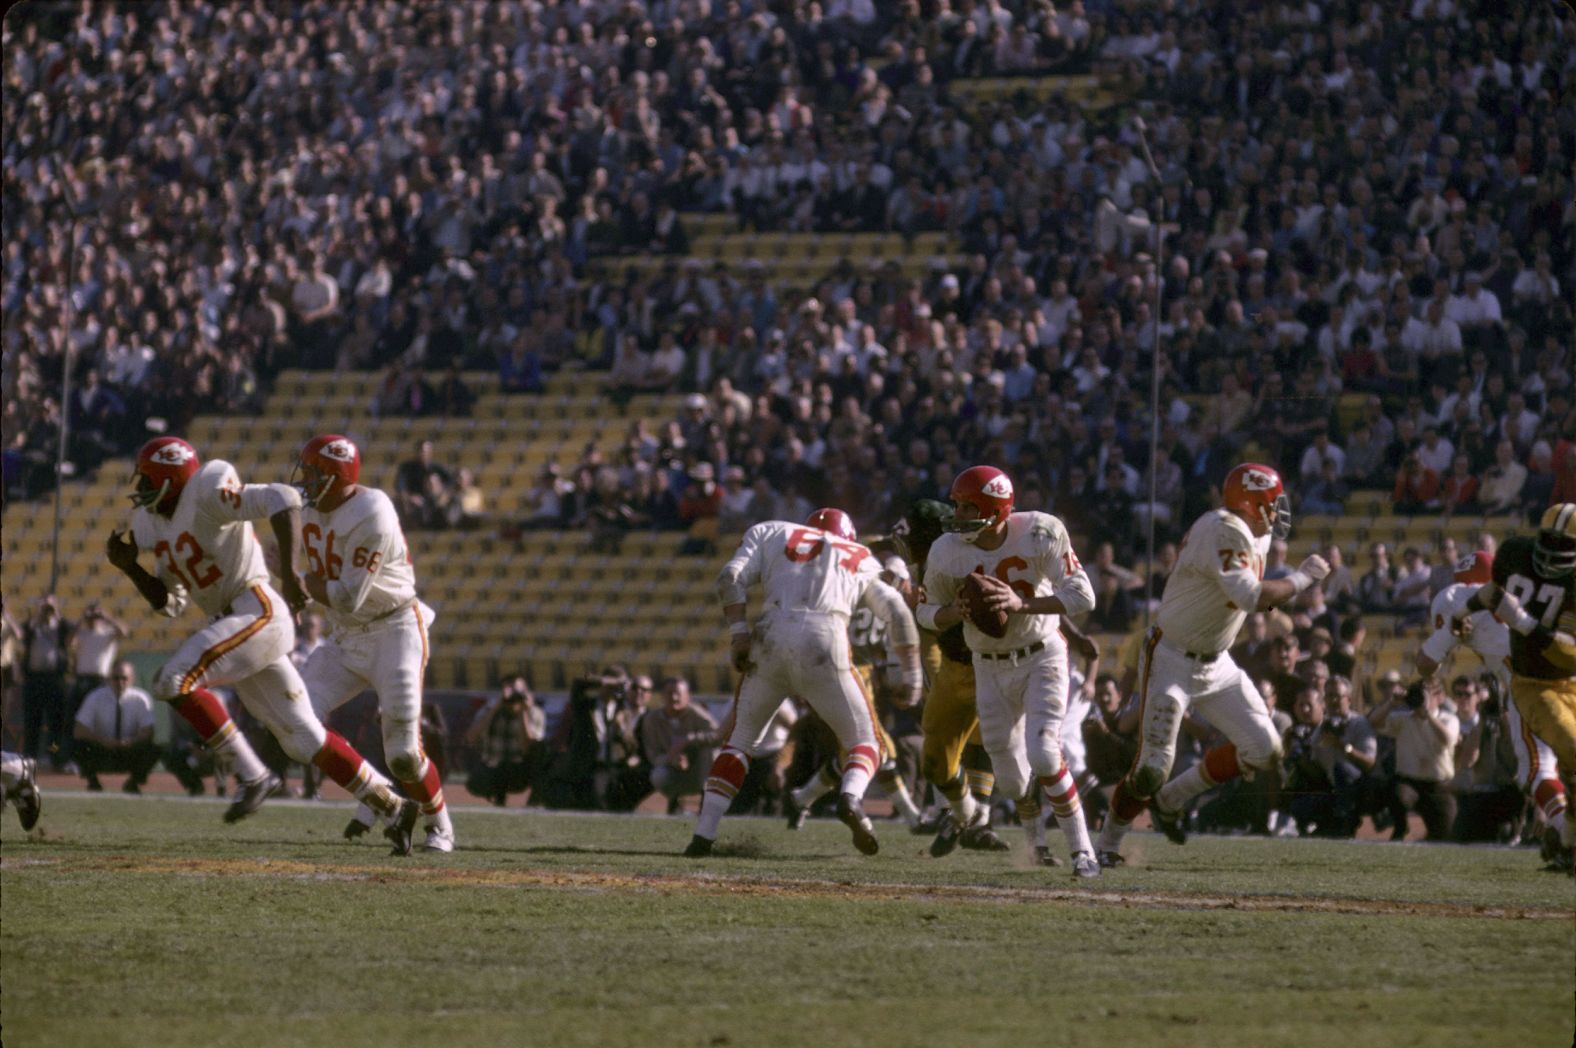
<box><xmin>1453</xmin><ymin>504</ymin><xmax>1576</xmax><ymax>871</ymax></box>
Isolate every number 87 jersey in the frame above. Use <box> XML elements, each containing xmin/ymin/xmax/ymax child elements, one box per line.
<box><xmin>300</xmin><ymin>485</ymin><xmax>418</xmax><ymax>633</ymax></box>
<box><xmin>131</xmin><ymin>459</ymin><xmax>295</xmax><ymax>619</ymax></box>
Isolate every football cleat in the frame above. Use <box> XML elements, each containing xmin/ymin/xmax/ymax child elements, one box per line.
<box><xmin>1072</xmin><ymin>852</ymin><xmax>1102</xmax><ymax>879</ymax></box>
<box><xmin>911</xmin><ymin>811</ymin><xmax>945</xmax><ymax>835</ymax></box>
<box><xmin>683</xmin><ymin>834</ymin><xmax>714</xmax><ymax>858</ymax></box>
<box><xmin>1096</xmin><ymin>850</ymin><xmax>1127</xmax><ymax>869</ymax></box>
<box><xmin>384</xmin><ymin>799</ymin><xmax>421</xmax><ymax>856</ymax></box>
<box><xmin>1151</xmin><ymin>800</ymin><xmax>1188</xmax><ymax>845</ymax></box>
<box><xmin>837</xmin><ymin>792</ymin><xmax>880</xmax><ymax>856</ymax></box>
<box><xmin>343</xmin><ymin>816</ymin><xmax>374</xmax><ymax>840</ymax></box>
<box><xmin>929</xmin><ymin>811</ymin><xmax>966</xmax><ymax>858</ymax></box>
<box><xmin>223</xmin><ymin>772</ymin><xmax>281</xmax><ymax>824</ymax></box>
<box><xmin>960</xmin><ymin>823</ymin><xmax>1011</xmax><ymax>851</ymax></box>
<box><xmin>13</xmin><ymin>757</ymin><xmax>41</xmax><ymax>831</ymax></box>
<box><xmin>783</xmin><ymin>793</ymin><xmax>809</xmax><ymax>831</ymax></box>
<box><xmin>1033</xmin><ymin>845</ymin><xmax>1063</xmax><ymax>867</ymax></box>
<box><xmin>422</xmin><ymin>827</ymin><xmax>456</xmax><ymax>853</ymax></box>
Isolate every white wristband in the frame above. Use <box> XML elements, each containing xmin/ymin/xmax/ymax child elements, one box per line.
<box><xmin>901</xmin><ymin>665</ymin><xmax>924</xmax><ymax>688</ymax></box>
<box><xmin>728</xmin><ymin>621</ymin><xmax>750</xmax><ymax>637</ymax></box>
<box><xmin>1286</xmin><ymin>570</ymin><xmax>1312</xmax><ymax>594</ymax></box>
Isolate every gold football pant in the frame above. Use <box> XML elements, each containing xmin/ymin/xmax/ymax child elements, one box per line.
<box><xmin>1511</xmin><ymin>675</ymin><xmax>1576</xmax><ymax>782</ymax></box>
<box><xmin>853</xmin><ymin>662</ymin><xmax>898</xmax><ymax>760</ymax></box>
<box><xmin>920</xmin><ymin>645</ymin><xmax>981</xmax><ymax>788</ymax></box>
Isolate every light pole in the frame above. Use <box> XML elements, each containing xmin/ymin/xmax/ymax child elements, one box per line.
<box><xmin>1132</xmin><ymin>117</ymin><xmax>1164</xmax><ymax>633</ymax></box>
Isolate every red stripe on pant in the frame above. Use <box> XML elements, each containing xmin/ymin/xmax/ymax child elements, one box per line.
<box><xmin>844</xmin><ymin>744</ymin><xmax>880</xmax><ymax>777</ymax></box>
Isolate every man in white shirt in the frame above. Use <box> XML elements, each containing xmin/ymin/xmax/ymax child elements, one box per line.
<box><xmin>1445</xmin><ymin>272</ymin><xmax>1502</xmax><ymax>332</ymax></box>
<box><xmin>73</xmin><ymin>661</ymin><xmax>160</xmax><ymax>793</ymax></box>
<box><xmin>1370</xmin><ymin>678</ymin><xmax>1461</xmax><ymax>840</ymax></box>
<box><xmin>1401</xmin><ymin>299</ymin><xmax>1462</xmax><ymax>361</ymax></box>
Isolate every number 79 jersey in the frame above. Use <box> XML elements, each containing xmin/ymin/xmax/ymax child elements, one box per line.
<box><xmin>718</xmin><ymin>520</ymin><xmax>882</xmax><ymax>617</ymax></box>
<box><xmin>1156</xmin><ymin>508</ymin><xmax>1271</xmax><ymax>656</ymax></box>
<box><xmin>130</xmin><ymin>460</ymin><xmax>297</xmax><ymax>619</ymax></box>
<box><xmin>1494</xmin><ymin>535</ymin><xmax>1576</xmax><ymax>681</ymax></box>
<box><xmin>300</xmin><ymin>486</ymin><xmax>419</xmax><ymax>633</ymax></box>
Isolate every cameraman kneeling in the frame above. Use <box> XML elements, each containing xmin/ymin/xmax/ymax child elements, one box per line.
<box><xmin>1282</xmin><ymin>683</ymin><xmax>1376</xmax><ymax>837</ymax></box>
<box><xmin>1371</xmin><ymin>677</ymin><xmax>1459</xmax><ymax>841</ymax></box>
<box><xmin>465</xmin><ymin>676</ymin><xmax>545</xmax><ymax>806</ymax></box>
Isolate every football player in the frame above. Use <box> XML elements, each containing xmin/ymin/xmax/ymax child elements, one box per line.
<box><xmin>2</xmin><ymin>750</ymin><xmax>42</xmax><ymax>830</ymax></box>
<box><xmin>293</xmin><ymin>435</ymin><xmax>456</xmax><ymax>853</ymax></box>
<box><xmin>687</xmin><ymin>507</ymin><xmax>923</xmax><ymax>857</ymax></box>
<box><xmin>1093</xmin><ymin>463</ymin><xmax>1330</xmax><ymax>866</ymax></box>
<box><xmin>1417</xmin><ymin>550</ymin><xmax>1568</xmax><ymax>866</ymax></box>
<box><xmin>895</xmin><ymin>498</ymin><xmax>1012</xmax><ymax>856</ymax></box>
<box><xmin>918</xmin><ymin>466</ymin><xmax>1102</xmax><ymax>878</ymax></box>
<box><xmin>781</xmin><ymin>544</ymin><xmax>925</xmax><ymax>833</ymax></box>
<box><xmin>107</xmin><ymin>437</ymin><xmax>420</xmax><ymax>852</ymax></box>
<box><xmin>1450</xmin><ymin>504</ymin><xmax>1576</xmax><ymax>872</ymax></box>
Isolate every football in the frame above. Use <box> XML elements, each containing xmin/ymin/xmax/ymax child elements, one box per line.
<box><xmin>961</xmin><ymin>571</ymin><xmax>1010</xmax><ymax>639</ymax></box>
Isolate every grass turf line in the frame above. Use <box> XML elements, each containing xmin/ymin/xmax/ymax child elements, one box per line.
<box><xmin>2</xmin><ymin>797</ymin><xmax>1571</xmax><ymax>1048</ymax></box>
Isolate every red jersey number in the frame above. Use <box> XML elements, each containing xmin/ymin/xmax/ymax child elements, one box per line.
<box><xmin>154</xmin><ymin>532</ymin><xmax>222</xmax><ymax>591</ymax></box>
<box><xmin>303</xmin><ymin>524</ymin><xmax>343</xmax><ymax>581</ymax></box>
<box><xmin>975</xmin><ymin>556</ymin><xmax>1036</xmax><ymax>602</ymax></box>
<box><xmin>783</xmin><ymin>527</ymin><xmax>870</xmax><ymax>573</ymax></box>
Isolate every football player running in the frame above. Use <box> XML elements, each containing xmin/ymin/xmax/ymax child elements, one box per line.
<box><xmin>687</xmin><ymin>508</ymin><xmax>923</xmax><ymax>857</ymax></box>
<box><xmin>294</xmin><ymin>435</ymin><xmax>456</xmax><ymax>853</ymax></box>
<box><xmin>106</xmin><ymin>437</ymin><xmax>420</xmax><ymax>851</ymax></box>
<box><xmin>1417</xmin><ymin>550</ymin><xmax>1568</xmax><ymax>867</ymax></box>
<box><xmin>1093</xmin><ymin>463</ymin><xmax>1329</xmax><ymax>867</ymax></box>
<box><xmin>2</xmin><ymin>750</ymin><xmax>43</xmax><ymax>830</ymax></box>
<box><xmin>918</xmin><ymin>466</ymin><xmax>1102</xmax><ymax>878</ymax></box>
<box><xmin>1450</xmin><ymin>504</ymin><xmax>1576</xmax><ymax>873</ymax></box>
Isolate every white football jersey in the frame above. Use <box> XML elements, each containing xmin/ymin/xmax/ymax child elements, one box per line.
<box><xmin>1419</xmin><ymin>582</ymin><xmax>1510</xmax><ymax>669</ymax></box>
<box><xmin>1156</xmin><ymin>508</ymin><xmax>1272</xmax><ymax>655</ymax></box>
<box><xmin>131</xmin><ymin>460</ymin><xmax>297</xmax><ymax>619</ymax></box>
<box><xmin>301</xmin><ymin>486</ymin><xmax>423</xmax><ymax>633</ymax></box>
<box><xmin>719</xmin><ymin>520</ymin><xmax>886</xmax><ymax>618</ymax></box>
<box><xmin>922</xmin><ymin>511</ymin><xmax>1095</xmax><ymax>653</ymax></box>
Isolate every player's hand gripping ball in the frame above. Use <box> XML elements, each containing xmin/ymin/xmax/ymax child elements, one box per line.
<box><xmin>960</xmin><ymin>571</ymin><xmax>1010</xmax><ymax>639</ymax></box>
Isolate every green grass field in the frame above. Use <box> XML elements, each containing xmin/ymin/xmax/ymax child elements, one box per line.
<box><xmin>2</xmin><ymin>795</ymin><xmax>1572</xmax><ymax>1048</ymax></box>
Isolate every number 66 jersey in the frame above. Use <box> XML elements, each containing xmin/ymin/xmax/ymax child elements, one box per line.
<box><xmin>131</xmin><ymin>459</ymin><xmax>300</xmax><ymax>620</ymax></box>
<box><xmin>299</xmin><ymin>485</ymin><xmax>419</xmax><ymax>633</ymax></box>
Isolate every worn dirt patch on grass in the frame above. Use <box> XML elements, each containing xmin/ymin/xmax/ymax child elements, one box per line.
<box><xmin>23</xmin><ymin>855</ymin><xmax>1572</xmax><ymax>921</ymax></box>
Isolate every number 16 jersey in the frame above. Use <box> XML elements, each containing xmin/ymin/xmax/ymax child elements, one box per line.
<box><xmin>300</xmin><ymin>486</ymin><xmax>419</xmax><ymax>634</ymax></box>
<box><xmin>131</xmin><ymin>459</ymin><xmax>296</xmax><ymax>619</ymax></box>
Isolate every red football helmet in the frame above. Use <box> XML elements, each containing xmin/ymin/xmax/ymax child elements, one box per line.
<box><xmin>949</xmin><ymin>465</ymin><xmax>1015</xmax><ymax>541</ymax></box>
<box><xmin>294</xmin><ymin>434</ymin><xmax>361</xmax><ymax>507</ymax></box>
<box><xmin>131</xmin><ymin>436</ymin><xmax>200</xmax><ymax>512</ymax></box>
<box><xmin>1452</xmin><ymin>550</ymin><xmax>1493</xmax><ymax>586</ymax></box>
<box><xmin>805</xmin><ymin>507</ymin><xmax>857</xmax><ymax>541</ymax></box>
<box><xmin>1222</xmin><ymin>463</ymin><xmax>1290</xmax><ymax>538</ymax></box>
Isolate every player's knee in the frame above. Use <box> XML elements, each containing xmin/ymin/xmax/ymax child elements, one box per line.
<box><xmin>151</xmin><ymin>664</ymin><xmax>186</xmax><ymax>702</ymax></box>
<box><xmin>386</xmin><ymin>748</ymin><xmax>423</xmax><ymax>783</ymax></box>
<box><xmin>1130</xmin><ymin>762</ymin><xmax>1168</xmax><ymax>798</ymax></box>
<box><xmin>278</xmin><ymin>721</ymin><xmax>328</xmax><ymax>764</ymax></box>
<box><xmin>992</xmin><ymin>763</ymin><xmax>1027</xmax><ymax>803</ymax></box>
<box><xmin>1238</xmin><ymin>733</ymin><xmax>1281</xmax><ymax>776</ymax></box>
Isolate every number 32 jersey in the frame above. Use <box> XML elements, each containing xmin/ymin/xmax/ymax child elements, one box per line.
<box><xmin>131</xmin><ymin>460</ymin><xmax>299</xmax><ymax>619</ymax></box>
<box><xmin>1494</xmin><ymin>535</ymin><xmax>1575</xmax><ymax>681</ymax></box>
<box><xmin>300</xmin><ymin>486</ymin><xmax>419</xmax><ymax>633</ymax></box>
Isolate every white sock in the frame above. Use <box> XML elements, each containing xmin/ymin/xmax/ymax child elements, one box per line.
<box><xmin>427</xmin><ymin>805</ymin><xmax>454</xmax><ymax>838</ymax></box>
<box><xmin>952</xmin><ymin>789</ymin><xmax>979</xmax><ymax>829</ymax></box>
<box><xmin>884</xmin><ymin>776</ymin><xmax>922</xmax><ymax>827</ymax></box>
<box><xmin>792</xmin><ymin>764</ymin><xmax>839</xmax><ymax>809</ymax></box>
<box><xmin>215</xmin><ymin>734</ymin><xmax>268</xmax><ymax>784</ymax></box>
<box><xmin>694</xmin><ymin>788</ymin><xmax>731</xmax><ymax>840</ymax></box>
<box><xmin>1156</xmin><ymin>763</ymin><xmax>1212</xmax><ymax>813</ymax></box>
<box><xmin>839</xmin><ymin>762</ymin><xmax>874</xmax><ymax>801</ymax></box>
<box><xmin>1041</xmin><ymin>770</ymin><xmax>1093</xmax><ymax>857</ymax></box>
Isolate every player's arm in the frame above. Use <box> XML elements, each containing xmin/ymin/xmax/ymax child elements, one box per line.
<box><xmin>106</xmin><ymin>528</ymin><xmax>183</xmax><ymax>616</ymax></box>
<box><xmin>214</xmin><ymin>474</ymin><xmax>309</xmax><ymax>614</ymax></box>
<box><xmin>985</xmin><ymin>522</ymin><xmax>1096</xmax><ymax>617</ymax></box>
<box><xmin>917</xmin><ymin>557</ymin><xmax>964</xmax><ymax>631</ymax></box>
<box><xmin>716</xmin><ymin>524</ymin><xmax>767</xmax><ymax>670</ymax></box>
<box><xmin>1214</xmin><ymin>534</ymin><xmax>1327</xmax><ymax>611</ymax></box>
<box><xmin>861</xmin><ymin>578</ymin><xmax>923</xmax><ymax>707</ymax></box>
<box><xmin>1061</xmin><ymin>618</ymin><xmax>1101</xmax><ymax>697</ymax></box>
<box><xmin>1462</xmin><ymin>580</ymin><xmax>1573</xmax><ymax>650</ymax></box>
<box><xmin>312</xmin><ymin>515</ymin><xmax>396</xmax><ymax>616</ymax></box>
<box><xmin>1416</xmin><ymin>591</ymin><xmax>1459</xmax><ymax>678</ymax></box>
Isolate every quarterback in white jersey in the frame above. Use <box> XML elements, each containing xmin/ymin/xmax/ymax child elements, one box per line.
<box><xmin>294</xmin><ymin>434</ymin><xmax>454</xmax><ymax>852</ymax></box>
<box><xmin>1094</xmin><ymin>463</ymin><xmax>1331</xmax><ymax>866</ymax></box>
<box><xmin>1416</xmin><ymin>551</ymin><xmax>1566</xmax><ymax>834</ymax></box>
<box><xmin>685</xmin><ymin>508</ymin><xmax>922</xmax><ymax>858</ymax></box>
<box><xmin>107</xmin><ymin>437</ymin><xmax>419</xmax><ymax>850</ymax></box>
<box><xmin>918</xmin><ymin>466</ymin><xmax>1101</xmax><ymax>877</ymax></box>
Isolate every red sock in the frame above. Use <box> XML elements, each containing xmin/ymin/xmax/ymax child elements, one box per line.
<box><xmin>704</xmin><ymin>747</ymin><xmax>750</xmax><ymax>800</ymax></box>
<box><xmin>1039</xmin><ymin>770</ymin><xmax>1081</xmax><ymax>818</ymax></box>
<box><xmin>312</xmin><ymin>730</ymin><xmax>368</xmax><ymax>790</ymax></box>
<box><xmin>1203</xmin><ymin>744</ymin><xmax>1241</xmax><ymax>785</ymax></box>
<box><xmin>402</xmin><ymin>757</ymin><xmax>445</xmax><ymax>815</ymax></box>
<box><xmin>1111</xmin><ymin>779</ymin><xmax>1147</xmax><ymax>824</ymax></box>
<box><xmin>174</xmin><ymin>688</ymin><xmax>233</xmax><ymax>745</ymax></box>
<box><xmin>1533</xmin><ymin>779</ymin><xmax>1568</xmax><ymax>822</ymax></box>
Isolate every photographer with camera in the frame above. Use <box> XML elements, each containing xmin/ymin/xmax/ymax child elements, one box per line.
<box><xmin>464</xmin><ymin>675</ymin><xmax>545</xmax><ymax>807</ymax></box>
<box><xmin>1450</xmin><ymin>674</ymin><xmax>1525</xmax><ymax>842</ymax></box>
<box><xmin>67</xmin><ymin>602</ymin><xmax>128</xmax><ymax>762</ymax></box>
<box><xmin>1370</xmin><ymin>676</ymin><xmax>1460</xmax><ymax>841</ymax></box>
<box><xmin>1307</xmin><ymin>677</ymin><xmax>1378</xmax><ymax>836</ymax></box>
<box><xmin>638</xmin><ymin>677</ymin><xmax>719</xmax><ymax>814</ymax></box>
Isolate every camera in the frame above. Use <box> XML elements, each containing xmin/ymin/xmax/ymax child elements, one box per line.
<box><xmin>1402</xmin><ymin>681</ymin><xmax>1427</xmax><ymax>710</ymax></box>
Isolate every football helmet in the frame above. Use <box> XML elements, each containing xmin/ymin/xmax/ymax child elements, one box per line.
<box><xmin>293</xmin><ymin>434</ymin><xmax>361</xmax><ymax>508</ymax></box>
<box><xmin>131</xmin><ymin>437</ymin><xmax>200</xmax><ymax>512</ymax></box>
<box><xmin>892</xmin><ymin>498</ymin><xmax>955</xmax><ymax>569</ymax></box>
<box><xmin>1222</xmin><ymin>463</ymin><xmax>1291</xmax><ymax>539</ymax></box>
<box><xmin>1534</xmin><ymin>503</ymin><xmax>1576</xmax><ymax>579</ymax></box>
<box><xmin>1452</xmin><ymin>550</ymin><xmax>1493</xmax><ymax>586</ymax></box>
<box><xmin>805</xmin><ymin>507</ymin><xmax>857</xmax><ymax>542</ymax></box>
<box><xmin>948</xmin><ymin>465</ymin><xmax>1014</xmax><ymax>542</ymax></box>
